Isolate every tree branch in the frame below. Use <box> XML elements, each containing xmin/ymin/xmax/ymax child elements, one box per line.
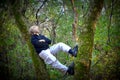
<box><xmin>107</xmin><ymin>0</ymin><xmax>114</xmax><ymax>45</ymax></box>
<box><xmin>36</xmin><ymin>0</ymin><xmax>48</xmax><ymax>25</ymax></box>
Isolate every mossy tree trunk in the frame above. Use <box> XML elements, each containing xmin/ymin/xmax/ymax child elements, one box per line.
<box><xmin>74</xmin><ymin>0</ymin><xmax>104</xmax><ymax>80</ymax></box>
<box><xmin>8</xmin><ymin>0</ymin><xmax>50</xmax><ymax>80</ymax></box>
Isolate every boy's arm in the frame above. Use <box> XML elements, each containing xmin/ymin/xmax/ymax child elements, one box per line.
<box><xmin>42</xmin><ymin>35</ymin><xmax>51</xmax><ymax>44</ymax></box>
<box><xmin>39</xmin><ymin>39</ymin><xmax>45</xmax><ymax>42</ymax></box>
<box><xmin>31</xmin><ymin>38</ymin><xmax>46</xmax><ymax>47</ymax></box>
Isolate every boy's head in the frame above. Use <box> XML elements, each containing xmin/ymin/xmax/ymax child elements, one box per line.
<box><xmin>29</xmin><ymin>25</ymin><xmax>40</xmax><ymax>35</ymax></box>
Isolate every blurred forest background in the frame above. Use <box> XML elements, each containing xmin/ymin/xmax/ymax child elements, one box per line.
<box><xmin>0</xmin><ymin>0</ymin><xmax>120</xmax><ymax>80</ymax></box>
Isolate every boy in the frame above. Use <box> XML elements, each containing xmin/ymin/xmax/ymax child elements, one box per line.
<box><xmin>29</xmin><ymin>25</ymin><xmax>78</xmax><ymax>75</ymax></box>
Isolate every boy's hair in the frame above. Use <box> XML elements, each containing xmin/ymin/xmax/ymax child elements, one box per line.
<box><xmin>29</xmin><ymin>25</ymin><xmax>39</xmax><ymax>35</ymax></box>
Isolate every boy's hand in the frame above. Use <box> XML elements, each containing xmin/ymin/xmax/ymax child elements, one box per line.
<box><xmin>39</xmin><ymin>39</ymin><xmax>45</xmax><ymax>42</ymax></box>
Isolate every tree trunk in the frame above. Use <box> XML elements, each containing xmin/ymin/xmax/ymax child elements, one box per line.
<box><xmin>74</xmin><ymin>0</ymin><xmax>104</xmax><ymax>80</ymax></box>
<box><xmin>9</xmin><ymin>0</ymin><xmax>50</xmax><ymax>80</ymax></box>
<box><xmin>71</xmin><ymin>0</ymin><xmax>78</xmax><ymax>42</ymax></box>
<box><xmin>51</xmin><ymin>23</ymin><xmax>56</xmax><ymax>44</ymax></box>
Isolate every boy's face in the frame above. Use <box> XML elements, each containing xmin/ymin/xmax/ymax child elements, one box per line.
<box><xmin>33</xmin><ymin>26</ymin><xmax>40</xmax><ymax>34</ymax></box>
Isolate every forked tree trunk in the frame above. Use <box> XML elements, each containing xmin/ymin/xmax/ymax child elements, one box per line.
<box><xmin>74</xmin><ymin>0</ymin><xmax>104</xmax><ymax>80</ymax></box>
<box><xmin>9</xmin><ymin>0</ymin><xmax>50</xmax><ymax>80</ymax></box>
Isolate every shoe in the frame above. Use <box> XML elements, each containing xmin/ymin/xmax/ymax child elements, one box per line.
<box><xmin>72</xmin><ymin>45</ymin><xmax>78</xmax><ymax>57</ymax></box>
<box><xmin>67</xmin><ymin>62</ymin><xmax>75</xmax><ymax>75</ymax></box>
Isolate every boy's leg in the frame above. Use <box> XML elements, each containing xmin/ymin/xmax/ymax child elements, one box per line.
<box><xmin>50</xmin><ymin>42</ymin><xmax>71</xmax><ymax>55</ymax></box>
<box><xmin>50</xmin><ymin>42</ymin><xmax>78</xmax><ymax>57</ymax></box>
<box><xmin>39</xmin><ymin>49</ymin><xmax>68</xmax><ymax>73</ymax></box>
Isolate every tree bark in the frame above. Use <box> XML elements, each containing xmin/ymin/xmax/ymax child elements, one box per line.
<box><xmin>74</xmin><ymin>0</ymin><xmax>104</xmax><ymax>80</ymax></box>
<box><xmin>9</xmin><ymin>0</ymin><xmax>50</xmax><ymax>80</ymax></box>
<box><xmin>71</xmin><ymin>0</ymin><xmax>78</xmax><ymax>42</ymax></box>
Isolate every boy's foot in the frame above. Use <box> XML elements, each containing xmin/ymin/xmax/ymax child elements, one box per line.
<box><xmin>72</xmin><ymin>45</ymin><xmax>78</xmax><ymax>57</ymax></box>
<box><xmin>67</xmin><ymin>62</ymin><xmax>75</xmax><ymax>75</ymax></box>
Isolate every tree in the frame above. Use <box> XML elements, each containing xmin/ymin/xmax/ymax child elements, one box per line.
<box><xmin>74</xmin><ymin>0</ymin><xmax>104</xmax><ymax>79</ymax></box>
<box><xmin>11</xmin><ymin>0</ymin><xmax>50</xmax><ymax>80</ymax></box>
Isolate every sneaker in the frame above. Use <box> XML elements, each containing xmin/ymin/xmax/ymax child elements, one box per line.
<box><xmin>67</xmin><ymin>62</ymin><xmax>75</xmax><ymax>75</ymax></box>
<box><xmin>72</xmin><ymin>45</ymin><xmax>78</xmax><ymax>57</ymax></box>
